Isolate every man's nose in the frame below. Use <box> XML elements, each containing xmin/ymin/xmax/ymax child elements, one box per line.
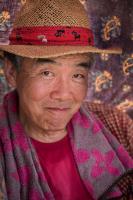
<box><xmin>50</xmin><ymin>77</ymin><xmax>72</xmax><ymax>101</ymax></box>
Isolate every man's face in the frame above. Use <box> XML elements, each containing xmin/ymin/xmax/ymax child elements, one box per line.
<box><xmin>12</xmin><ymin>53</ymin><xmax>90</xmax><ymax>133</ymax></box>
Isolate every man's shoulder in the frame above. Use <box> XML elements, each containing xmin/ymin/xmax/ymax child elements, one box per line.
<box><xmin>83</xmin><ymin>101</ymin><xmax>132</xmax><ymax>122</ymax></box>
<box><xmin>82</xmin><ymin>101</ymin><xmax>133</xmax><ymax>131</ymax></box>
<box><xmin>83</xmin><ymin>101</ymin><xmax>133</xmax><ymax>157</ymax></box>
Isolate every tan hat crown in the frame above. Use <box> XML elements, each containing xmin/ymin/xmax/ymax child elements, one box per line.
<box><xmin>14</xmin><ymin>0</ymin><xmax>89</xmax><ymax>28</ymax></box>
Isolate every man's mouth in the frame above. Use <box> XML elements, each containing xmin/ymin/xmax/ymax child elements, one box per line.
<box><xmin>46</xmin><ymin>107</ymin><xmax>70</xmax><ymax>112</ymax></box>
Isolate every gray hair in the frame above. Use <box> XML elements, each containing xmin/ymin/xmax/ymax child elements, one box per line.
<box><xmin>4</xmin><ymin>52</ymin><xmax>23</xmax><ymax>71</ymax></box>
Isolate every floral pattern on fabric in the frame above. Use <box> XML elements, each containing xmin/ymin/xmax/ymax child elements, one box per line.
<box><xmin>9</xmin><ymin>26</ymin><xmax>94</xmax><ymax>46</ymax></box>
<box><xmin>86</xmin><ymin>53</ymin><xmax>133</xmax><ymax>118</ymax></box>
<box><xmin>90</xmin><ymin>149</ymin><xmax>120</xmax><ymax>178</ymax></box>
<box><xmin>101</xmin><ymin>16</ymin><xmax>121</xmax><ymax>42</ymax></box>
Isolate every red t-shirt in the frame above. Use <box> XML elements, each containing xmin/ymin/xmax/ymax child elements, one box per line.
<box><xmin>31</xmin><ymin>135</ymin><xmax>93</xmax><ymax>200</ymax></box>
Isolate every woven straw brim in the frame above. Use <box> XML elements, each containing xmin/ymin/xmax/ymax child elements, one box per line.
<box><xmin>0</xmin><ymin>45</ymin><xmax>122</xmax><ymax>58</ymax></box>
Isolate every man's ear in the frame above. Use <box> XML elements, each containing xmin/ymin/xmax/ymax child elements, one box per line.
<box><xmin>3</xmin><ymin>58</ymin><xmax>17</xmax><ymax>88</ymax></box>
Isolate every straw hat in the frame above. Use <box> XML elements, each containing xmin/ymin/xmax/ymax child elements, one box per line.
<box><xmin>0</xmin><ymin>0</ymin><xmax>122</xmax><ymax>58</ymax></box>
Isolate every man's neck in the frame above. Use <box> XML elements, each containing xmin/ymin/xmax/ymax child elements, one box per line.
<box><xmin>28</xmin><ymin>128</ymin><xmax>68</xmax><ymax>143</ymax></box>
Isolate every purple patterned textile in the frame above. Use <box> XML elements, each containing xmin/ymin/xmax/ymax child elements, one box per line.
<box><xmin>84</xmin><ymin>0</ymin><xmax>133</xmax><ymax>118</ymax></box>
<box><xmin>86</xmin><ymin>0</ymin><xmax>133</xmax><ymax>53</ymax></box>
<box><xmin>0</xmin><ymin>0</ymin><xmax>20</xmax><ymax>44</ymax></box>
<box><xmin>0</xmin><ymin>90</ymin><xmax>132</xmax><ymax>200</ymax></box>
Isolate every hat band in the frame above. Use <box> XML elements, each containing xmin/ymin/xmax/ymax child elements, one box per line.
<box><xmin>9</xmin><ymin>26</ymin><xmax>94</xmax><ymax>46</ymax></box>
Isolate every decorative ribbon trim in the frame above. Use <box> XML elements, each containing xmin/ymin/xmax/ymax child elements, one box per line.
<box><xmin>9</xmin><ymin>26</ymin><xmax>94</xmax><ymax>46</ymax></box>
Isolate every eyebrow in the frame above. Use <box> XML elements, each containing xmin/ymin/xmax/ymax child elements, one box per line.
<box><xmin>36</xmin><ymin>58</ymin><xmax>56</xmax><ymax>64</ymax></box>
<box><xmin>77</xmin><ymin>62</ymin><xmax>91</xmax><ymax>69</ymax></box>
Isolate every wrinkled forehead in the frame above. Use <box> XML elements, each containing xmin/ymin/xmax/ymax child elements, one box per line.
<box><xmin>12</xmin><ymin>52</ymin><xmax>93</xmax><ymax>70</ymax></box>
<box><xmin>35</xmin><ymin>53</ymin><xmax>93</xmax><ymax>68</ymax></box>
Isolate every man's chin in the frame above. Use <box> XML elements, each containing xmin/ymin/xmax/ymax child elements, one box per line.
<box><xmin>43</xmin><ymin>117</ymin><xmax>71</xmax><ymax>128</ymax></box>
<box><xmin>44</xmin><ymin>125</ymin><xmax>67</xmax><ymax>132</ymax></box>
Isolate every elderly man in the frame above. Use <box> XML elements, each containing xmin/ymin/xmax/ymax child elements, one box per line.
<box><xmin>0</xmin><ymin>0</ymin><xmax>133</xmax><ymax>200</ymax></box>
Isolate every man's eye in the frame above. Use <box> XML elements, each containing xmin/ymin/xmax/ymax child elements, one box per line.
<box><xmin>73</xmin><ymin>74</ymin><xmax>85</xmax><ymax>79</ymax></box>
<box><xmin>72</xmin><ymin>73</ymin><xmax>87</xmax><ymax>83</ymax></box>
<box><xmin>41</xmin><ymin>71</ymin><xmax>54</xmax><ymax>78</ymax></box>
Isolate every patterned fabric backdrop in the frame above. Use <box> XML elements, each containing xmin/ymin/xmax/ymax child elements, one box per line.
<box><xmin>0</xmin><ymin>0</ymin><xmax>133</xmax><ymax>119</ymax></box>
